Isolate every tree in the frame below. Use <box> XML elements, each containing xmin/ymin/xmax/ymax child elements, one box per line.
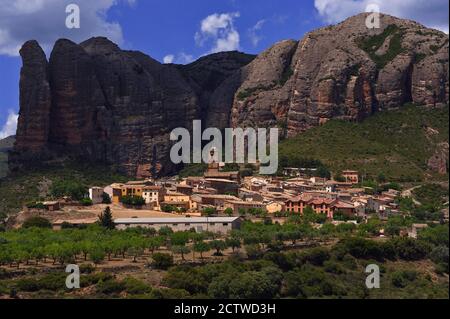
<box><xmin>172</xmin><ymin>245</ymin><xmax>191</xmax><ymax>261</ymax></box>
<box><xmin>225</xmin><ymin>237</ymin><xmax>241</xmax><ymax>252</ymax></box>
<box><xmin>151</xmin><ymin>253</ymin><xmax>174</xmax><ymax>270</ymax></box>
<box><xmin>99</xmin><ymin>206</ymin><xmax>115</xmax><ymax>229</ymax></box>
<box><xmin>121</xmin><ymin>196</ymin><xmax>145</xmax><ymax>206</ymax></box>
<box><xmin>51</xmin><ymin>179</ymin><xmax>88</xmax><ymax>201</ymax></box>
<box><xmin>210</xmin><ymin>240</ymin><xmax>227</xmax><ymax>256</ymax></box>
<box><xmin>170</xmin><ymin>232</ymin><xmax>190</xmax><ymax>247</ymax></box>
<box><xmin>224</xmin><ymin>208</ymin><xmax>234</xmax><ymax>217</ymax></box>
<box><xmin>202</xmin><ymin>207</ymin><xmax>217</xmax><ymax>217</ymax></box>
<box><xmin>158</xmin><ymin>226</ymin><xmax>174</xmax><ymax>237</ymax></box>
<box><xmin>102</xmin><ymin>192</ymin><xmax>112</xmax><ymax>204</ymax></box>
<box><xmin>89</xmin><ymin>248</ymin><xmax>106</xmax><ymax>265</ymax></box>
<box><xmin>22</xmin><ymin>217</ymin><xmax>52</xmax><ymax>229</ymax></box>
<box><xmin>193</xmin><ymin>241</ymin><xmax>210</xmax><ymax>259</ymax></box>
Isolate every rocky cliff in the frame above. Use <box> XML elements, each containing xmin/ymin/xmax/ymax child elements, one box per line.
<box><xmin>11</xmin><ymin>13</ymin><xmax>449</xmax><ymax>177</ymax></box>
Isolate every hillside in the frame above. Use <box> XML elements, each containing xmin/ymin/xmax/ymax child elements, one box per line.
<box><xmin>279</xmin><ymin>104</ymin><xmax>449</xmax><ymax>182</ymax></box>
<box><xmin>0</xmin><ymin>136</ymin><xmax>15</xmax><ymax>178</ymax></box>
<box><xmin>0</xmin><ymin>162</ymin><xmax>128</xmax><ymax>216</ymax></box>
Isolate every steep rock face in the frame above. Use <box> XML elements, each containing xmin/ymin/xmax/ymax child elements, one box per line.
<box><xmin>11</xmin><ymin>38</ymin><xmax>254</xmax><ymax>176</ymax></box>
<box><xmin>230</xmin><ymin>13</ymin><xmax>449</xmax><ymax>137</ymax></box>
<box><xmin>14</xmin><ymin>41</ymin><xmax>52</xmax><ymax>152</ymax></box>
<box><xmin>11</xmin><ymin>13</ymin><xmax>448</xmax><ymax>177</ymax></box>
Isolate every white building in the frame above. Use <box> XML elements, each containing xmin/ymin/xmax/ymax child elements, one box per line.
<box><xmin>89</xmin><ymin>187</ymin><xmax>104</xmax><ymax>204</ymax></box>
<box><xmin>114</xmin><ymin>217</ymin><xmax>241</xmax><ymax>234</ymax></box>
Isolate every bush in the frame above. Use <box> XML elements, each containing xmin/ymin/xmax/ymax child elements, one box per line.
<box><xmin>323</xmin><ymin>260</ymin><xmax>345</xmax><ymax>274</ymax></box>
<box><xmin>51</xmin><ymin>180</ymin><xmax>88</xmax><ymax>201</ymax></box>
<box><xmin>80</xmin><ymin>198</ymin><xmax>93</xmax><ymax>206</ymax></box>
<box><xmin>391</xmin><ymin>270</ymin><xmax>418</xmax><ymax>288</ymax></box>
<box><xmin>151</xmin><ymin>253</ymin><xmax>174</xmax><ymax>270</ymax></box>
<box><xmin>22</xmin><ymin>217</ymin><xmax>52</xmax><ymax>229</ymax></box>
<box><xmin>122</xmin><ymin>277</ymin><xmax>152</xmax><ymax>295</ymax></box>
<box><xmin>300</xmin><ymin>248</ymin><xmax>330</xmax><ymax>266</ymax></box>
<box><xmin>96</xmin><ymin>279</ymin><xmax>126</xmax><ymax>294</ymax></box>
<box><xmin>389</xmin><ymin>238</ymin><xmax>430</xmax><ymax>261</ymax></box>
<box><xmin>121</xmin><ymin>196</ymin><xmax>145</xmax><ymax>206</ymax></box>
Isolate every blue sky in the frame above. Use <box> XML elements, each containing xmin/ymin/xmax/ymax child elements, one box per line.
<box><xmin>0</xmin><ymin>0</ymin><xmax>448</xmax><ymax>138</ymax></box>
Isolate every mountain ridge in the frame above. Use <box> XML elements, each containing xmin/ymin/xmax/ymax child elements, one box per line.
<box><xmin>10</xmin><ymin>13</ymin><xmax>449</xmax><ymax>177</ymax></box>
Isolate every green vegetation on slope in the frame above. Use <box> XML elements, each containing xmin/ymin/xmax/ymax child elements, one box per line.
<box><xmin>357</xmin><ymin>24</ymin><xmax>405</xmax><ymax>69</ymax></box>
<box><xmin>0</xmin><ymin>220</ymin><xmax>447</xmax><ymax>299</ymax></box>
<box><xmin>0</xmin><ymin>162</ymin><xmax>128</xmax><ymax>216</ymax></box>
<box><xmin>279</xmin><ymin>104</ymin><xmax>449</xmax><ymax>182</ymax></box>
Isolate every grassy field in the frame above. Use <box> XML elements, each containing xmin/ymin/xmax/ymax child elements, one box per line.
<box><xmin>279</xmin><ymin>104</ymin><xmax>449</xmax><ymax>182</ymax></box>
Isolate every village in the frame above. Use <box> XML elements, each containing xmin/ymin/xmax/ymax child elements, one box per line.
<box><xmin>16</xmin><ymin>148</ymin><xmax>436</xmax><ymax>240</ymax></box>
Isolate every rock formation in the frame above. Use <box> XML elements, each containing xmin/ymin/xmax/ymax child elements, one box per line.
<box><xmin>11</xmin><ymin>13</ymin><xmax>449</xmax><ymax>177</ymax></box>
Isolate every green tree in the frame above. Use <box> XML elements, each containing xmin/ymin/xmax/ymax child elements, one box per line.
<box><xmin>193</xmin><ymin>241</ymin><xmax>210</xmax><ymax>259</ymax></box>
<box><xmin>224</xmin><ymin>208</ymin><xmax>234</xmax><ymax>217</ymax></box>
<box><xmin>202</xmin><ymin>207</ymin><xmax>217</xmax><ymax>217</ymax></box>
<box><xmin>172</xmin><ymin>245</ymin><xmax>191</xmax><ymax>261</ymax></box>
<box><xmin>210</xmin><ymin>240</ymin><xmax>227</xmax><ymax>256</ymax></box>
<box><xmin>99</xmin><ymin>206</ymin><xmax>115</xmax><ymax>229</ymax></box>
<box><xmin>225</xmin><ymin>237</ymin><xmax>241</xmax><ymax>252</ymax></box>
<box><xmin>151</xmin><ymin>253</ymin><xmax>174</xmax><ymax>270</ymax></box>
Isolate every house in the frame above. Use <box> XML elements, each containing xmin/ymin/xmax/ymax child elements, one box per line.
<box><xmin>191</xmin><ymin>194</ymin><xmax>240</xmax><ymax>211</ymax></box>
<box><xmin>89</xmin><ymin>187</ymin><xmax>104</xmax><ymax>204</ymax></box>
<box><xmin>162</xmin><ymin>192</ymin><xmax>191</xmax><ymax>208</ymax></box>
<box><xmin>205</xmin><ymin>178</ymin><xmax>239</xmax><ymax>195</ymax></box>
<box><xmin>104</xmin><ymin>183</ymin><xmax>124</xmax><ymax>204</ymax></box>
<box><xmin>285</xmin><ymin>195</ymin><xmax>355</xmax><ymax>219</ymax></box>
<box><xmin>143</xmin><ymin>186</ymin><xmax>166</xmax><ymax>207</ymax></box>
<box><xmin>43</xmin><ymin>201</ymin><xmax>61</xmax><ymax>211</ymax></box>
<box><xmin>341</xmin><ymin>170</ymin><xmax>359</xmax><ymax>184</ymax></box>
<box><xmin>203</xmin><ymin>149</ymin><xmax>240</xmax><ymax>183</ymax></box>
<box><xmin>266</xmin><ymin>201</ymin><xmax>286</xmax><ymax>214</ymax></box>
<box><xmin>114</xmin><ymin>217</ymin><xmax>241</xmax><ymax>234</ymax></box>
<box><xmin>223</xmin><ymin>200</ymin><xmax>267</xmax><ymax>215</ymax></box>
<box><xmin>176</xmin><ymin>184</ymin><xmax>194</xmax><ymax>196</ymax></box>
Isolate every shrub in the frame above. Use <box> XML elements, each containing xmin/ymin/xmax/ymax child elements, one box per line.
<box><xmin>300</xmin><ymin>248</ymin><xmax>330</xmax><ymax>266</ymax></box>
<box><xmin>96</xmin><ymin>279</ymin><xmax>126</xmax><ymax>294</ymax></box>
<box><xmin>391</xmin><ymin>270</ymin><xmax>418</xmax><ymax>288</ymax></box>
<box><xmin>151</xmin><ymin>253</ymin><xmax>174</xmax><ymax>270</ymax></box>
<box><xmin>80</xmin><ymin>198</ymin><xmax>93</xmax><ymax>206</ymax></box>
<box><xmin>323</xmin><ymin>260</ymin><xmax>345</xmax><ymax>274</ymax></box>
<box><xmin>22</xmin><ymin>217</ymin><xmax>52</xmax><ymax>229</ymax></box>
<box><xmin>122</xmin><ymin>277</ymin><xmax>152</xmax><ymax>295</ymax></box>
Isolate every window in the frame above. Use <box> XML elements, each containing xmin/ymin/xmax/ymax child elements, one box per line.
<box><xmin>223</xmin><ymin>223</ymin><xmax>228</xmax><ymax>226</ymax></box>
<box><xmin>185</xmin><ymin>223</ymin><xmax>190</xmax><ymax>226</ymax></box>
<box><xmin>210</xmin><ymin>223</ymin><xmax>216</xmax><ymax>226</ymax></box>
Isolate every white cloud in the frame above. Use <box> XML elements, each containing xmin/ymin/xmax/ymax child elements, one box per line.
<box><xmin>163</xmin><ymin>52</ymin><xmax>194</xmax><ymax>65</ymax></box>
<box><xmin>163</xmin><ymin>54</ymin><xmax>175</xmax><ymax>64</ymax></box>
<box><xmin>248</xmin><ymin>19</ymin><xmax>266</xmax><ymax>47</ymax></box>
<box><xmin>195</xmin><ymin>12</ymin><xmax>241</xmax><ymax>53</ymax></box>
<box><xmin>314</xmin><ymin>0</ymin><xmax>449</xmax><ymax>33</ymax></box>
<box><xmin>0</xmin><ymin>0</ymin><xmax>137</xmax><ymax>56</ymax></box>
<box><xmin>0</xmin><ymin>110</ymin><xmax>19</xmax><ymax>139</ymax></box>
